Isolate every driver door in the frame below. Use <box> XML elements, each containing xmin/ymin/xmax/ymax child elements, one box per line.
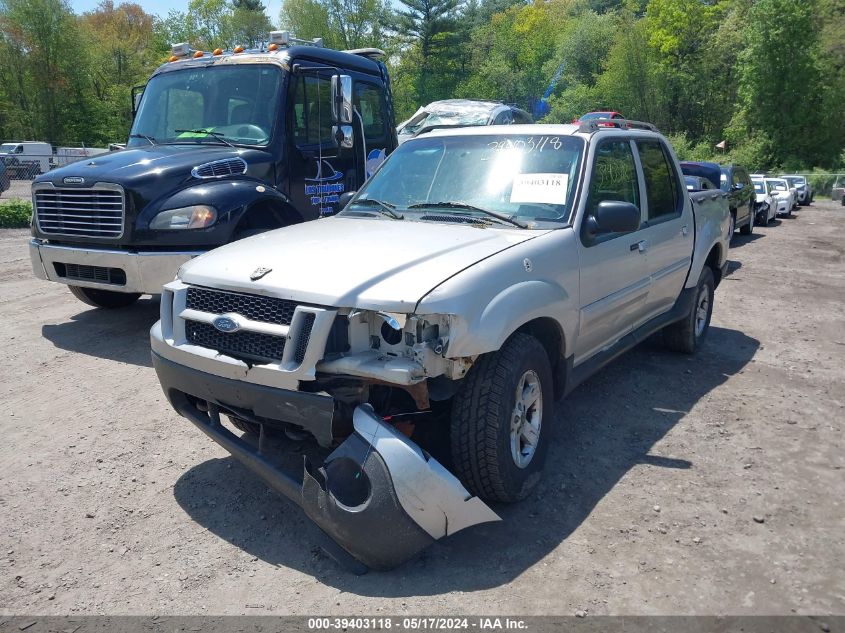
<box><xmin>574</xmin><ymin>138</ymin><xmax>651</xmax><ymax>365</ymax></box>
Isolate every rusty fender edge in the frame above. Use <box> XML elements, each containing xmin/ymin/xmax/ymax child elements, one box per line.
<box><xmin>158</xmin><ymin>365</ymin><xmax>500</xmax><ymax>571</ymax></box>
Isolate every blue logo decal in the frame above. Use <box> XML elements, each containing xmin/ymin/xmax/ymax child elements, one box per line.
<box><xmin>212</xmin><ymin>315</ymin><xmax>240</xmax><ymax>333</ymax></box>
<box><xmin>304</xmin><ymin>159</ymin><xmax>345</xmax><ymax>215</ymax></box>
<box><xmin>366</xmin><ymin>149</ymin><xmax>386</xmax><ymax>179</ymax></box>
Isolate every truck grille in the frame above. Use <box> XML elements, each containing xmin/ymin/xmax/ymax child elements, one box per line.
<box><xmin>34</xmin><ymin>186</ymin><xmax>124</xmax><ymax>238</ymax></box>
<box><xmin>186</xmin><ymin>287</ymin><xmax>297</xmax><ymax>325</ymax></box>
<box><xmin>185</xmin><ymin>321</ymin><xmax>286</xmax><ymax>364</ymax></box>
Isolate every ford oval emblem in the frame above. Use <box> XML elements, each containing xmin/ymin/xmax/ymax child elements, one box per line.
<box><xmin>63</xmin><ymin>176</ymin><xmax>84</xmax><ymax>185</ymax></box>
<box><xmin>212</xmin><ymin>315</ymin><xmax>240</xmax><ymax>333</ymax></box>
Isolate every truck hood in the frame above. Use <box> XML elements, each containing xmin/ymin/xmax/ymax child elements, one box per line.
<box><xmin>178</xmin><ymin>217</ymin><xmax>545</xmax><ymax>312</ymax></box>
<box><xmin>34</xmin><ymin>144</ymin><xmax>271</xmax><ymax>189</ymax></box>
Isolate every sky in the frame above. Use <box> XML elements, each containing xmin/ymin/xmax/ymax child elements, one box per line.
<box><xmin>69</xmin><ymin>0</ymin><xmax>284</xmax><ymax>26</ymax></box>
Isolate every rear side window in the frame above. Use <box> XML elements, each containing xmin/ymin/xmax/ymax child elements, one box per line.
<box><xmin>637</xmin><ymin>140</ymin><xmax>681</xmax><ymax>221</ymax></box>
<box><xmin>354</xmin><ymin>82</ymin><xmax>388</xmax><ymax>144</ymax></box>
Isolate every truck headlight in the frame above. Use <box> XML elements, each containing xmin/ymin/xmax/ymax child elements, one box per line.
<box><xmin>150</xmin><ymin>205</ymin><xmax>217</xmax><ymax>230</ymax></box>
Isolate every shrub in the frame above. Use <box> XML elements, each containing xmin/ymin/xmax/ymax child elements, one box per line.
<box><xmin>0</xmin><ymin>199</ymin><xmax>33</xmax><ymax>228</ymax></box>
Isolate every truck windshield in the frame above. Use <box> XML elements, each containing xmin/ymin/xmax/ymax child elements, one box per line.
<box><xmin>129</xmin><ymin>65</ymin><xmax>282</xmax><ymax>148</ymax></box>
<box><xmin>344</xmin><ymin>134</ymin><xmax>584</xmax><ymax>227</ymax></box>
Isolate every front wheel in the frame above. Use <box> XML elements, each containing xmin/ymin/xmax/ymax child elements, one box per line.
<box><xmin>728</xmin><ymin>213</ymin><xmax>735</xmax><ymax>240</ymax></box>
<box><xmin>68</xmin><ymin>285</ymin><xmax>141</xmax><ymax>309</ymax></box>
<box><xmin>451</xmin><ymin>333</ymin><xmax>553</xmax><ymax>503</ymax></box>
<box><xmin>662</xmin><ymin>267</ymin><xmax>715</xmax><ymax>354</ymax></box>
<box><xmin>739</xmin><ymin>212</ymin><xmax>753</xmax><ymax>235</ymax></box>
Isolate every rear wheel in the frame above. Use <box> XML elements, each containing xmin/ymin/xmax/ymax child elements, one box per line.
<box><xmin>450</xmin><ymin>332</ymin><xmax>553</xmax><ymax>503</ymax></box>
<box><xmin>662</xmin><ymin>267</ymin><xmax>715</xmax><ymax>354</ymax></box>
<box><xmin>728</xmin><ymin>213</ymin><xmax>735</xmax><ymax>239</ymax></box>
<box><xmin>68</xmin><ymin>285</ymin><xmax>141</xmax><ymax>309</ymax></box>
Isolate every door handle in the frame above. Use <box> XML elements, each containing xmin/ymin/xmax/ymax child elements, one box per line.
<box><xmin>630</xmin><ymin>239</ymin><xmax>648</xmax><ymax>253</ymax></box>
<box><xmin>681</xmin><ymin>224</ymin><xmax>689</xmax><ymax>236</ymax></box>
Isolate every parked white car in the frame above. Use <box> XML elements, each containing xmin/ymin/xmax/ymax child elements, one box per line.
<box><xmin>752</xmin><ymin>178</ymin><xmax>777</xmax><ymax>224</ymax></box>
<box><xmin>765</xmin><ymin>178</ymin><xmax>795</xmax><ymax>216</ymax></box>
<box><xmin>781</xmin><ymin>174</ymin><xmax>813</xmax><ymax>205</ymax></box>
<box><xmin>151</xmin><ymin>122</ymin><xmax>729</xmax><ymax>571</ymax></box>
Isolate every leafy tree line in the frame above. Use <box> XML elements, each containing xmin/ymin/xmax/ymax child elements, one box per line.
<box><xmin>1</xmin><ymin>0</ymin><xmax>842</xmax><ymax>171</ymax></box>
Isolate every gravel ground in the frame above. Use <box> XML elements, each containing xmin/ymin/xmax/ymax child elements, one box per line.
<box><xmin>0</xmin><ymin>179</ymin><xmax>32</xmax><ymax>201</ymax></box>
<box><xmin>1</xmin><ymin>201</ymin><xmax>843</xmax><ymax>616</ymax></box>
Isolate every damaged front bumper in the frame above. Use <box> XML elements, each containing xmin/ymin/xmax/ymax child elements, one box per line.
<box><xmin>152</xmin><ymin>351</ymin><xmax>499</xmax><ymax>572</ymax></box>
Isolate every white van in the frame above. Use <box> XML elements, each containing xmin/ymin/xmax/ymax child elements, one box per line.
<box><xmin>0</xmin><ymin>141</ymin><xmax>52</xmax><ymax>178</ymax></box>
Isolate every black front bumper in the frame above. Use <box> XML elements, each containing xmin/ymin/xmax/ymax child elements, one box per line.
<box><xmin>152</xmin><ymin>351</ymin><xmax>337</xmax><ymax>447</ymax></box>
<box><xmin>151</xmin><ymin>351</ymin><xmax>498</xmax><ymax>572</ymax></box>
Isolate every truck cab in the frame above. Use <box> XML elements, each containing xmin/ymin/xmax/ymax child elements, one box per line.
<box><xmin>29</xmin><ymin>33</ymin><xmax>397</xmax><ymax>308</ymax></box>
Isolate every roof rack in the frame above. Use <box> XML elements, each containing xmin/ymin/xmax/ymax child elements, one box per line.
<box><xmin>578</xmin><ymin>118</ymin><xmax>658</xmax><ymax>133</ymax></box>
<box><xmin>269</xmin><ymin>31</ymin><xmax>324</xmax><ymax>48</ymax></box>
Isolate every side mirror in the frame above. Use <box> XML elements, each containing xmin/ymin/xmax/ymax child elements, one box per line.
<box><xmin>731</xmin><ymin>183</ymin><xmax>743</xmax><ymax>191</ymax></box>
<box><xmin>331</xmin><ymin>74</ymin><xmax>353</xmax><ymax>126</ymax></box>
<box><xmin>587</xmin><ymin>200</ymin><xmax>641</xmax><ymax>234</ymax></box>
<box><xmin>337</xmin><ymin>191</ymin><xmax>356</xmax><ymax>209</ymax></box>
<box><xmin>131</xmin><ymin>84</ymin><xmax>145</xmax><ymax>117</ymax></box>
<box><xmin>333</xmin><ymin>125</ymin><xmax>353</xmax><ymax>149</ymax></box>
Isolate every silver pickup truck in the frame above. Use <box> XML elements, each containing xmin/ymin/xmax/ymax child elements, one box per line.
<box><xmin>151</xmin><ymin>121</ymin><xmax>730</xmax><ymax>571</ymax></box>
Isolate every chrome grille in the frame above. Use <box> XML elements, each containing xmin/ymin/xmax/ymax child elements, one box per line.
<box><xmin>186</xmin><ymin>287</ymin><xmax>298</xmax><ymax>325</ymax></box>
<box><xmin>185</xmin><ymin>320</ymin><xmax>286</xmax><ymax>364</ymax></box>
<box><xmin>191</xmin><ymin>158</ymin><xmax>248</xmax><ymax>179</ymax></box>
<box><xmin>35</xmin><ymin>186</ymin><xmax>124</xmax><ymax>238</ymax></box>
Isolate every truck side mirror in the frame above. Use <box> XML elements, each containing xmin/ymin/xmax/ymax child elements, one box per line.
<box><xmin>131</xmin><ymin>84</ymin><xmax>145</xmax><ymax>118</ymax></box>
<box><xmin>333</xmin><ymin>125</ymin><xmax>354</xmax><ymax>149</ymax></box>
<box><xmin>331</xmin><ymin>74</ymin><xmax>353</xmax><ymax>125</ymax></box>
<box><xmin>587</xmin><ymin>200</ymin><xmax>641</xmax><ymax>234</ymax></box>
<box><xmin>337</xmin><ymin>191</ymin><xmax>356</xmax><ymax>209</ymax></box>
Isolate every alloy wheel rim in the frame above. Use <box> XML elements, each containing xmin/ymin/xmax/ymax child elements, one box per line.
<box><xmin>510</xmin><ymin>370</ymin><xmax>542</xmax><ymax>469</ymax></box>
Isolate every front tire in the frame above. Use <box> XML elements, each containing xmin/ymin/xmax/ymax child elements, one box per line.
<box><xmin>739</xmin><ymin>211</ymin><xmax>753</xmax><ymax>235</ymax></box>
<box><xmin>68</xmin><ymin>285</ymin><xmax>141</xmax><ymax>309</ymax></box>
<box><xmin>451</xmin><ymin>333</ymin><xmax>553</xmax><ymax>503</ymax></box>
<box><xmin>662</xmin><ymin>267</ymin><xmax>715</xmax><ymax>354</ymax></box>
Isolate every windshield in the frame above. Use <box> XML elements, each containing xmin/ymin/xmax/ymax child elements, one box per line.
<box><xmin>129</xmin><ymin>65</ymin><xmax>282</xmax><ymax>147</ymax></box>
<box><xmin>753</xmin><ymin>181</ymin><xmax>765</xmax><ymax>193</ymax></box>
<box><xmin>784</xmin><ymin>177</ymin><xmax>802</xmax><ymax>187</ymax></box>
<box><xmin>401</xmin><ymin>110</ymin><xmax>492</xmax><ymax>136</ymax></box>
<box><xmin>0</xmin><ymin>143</ymin><xmax>19</xmax><ymax>153</ymax></box>
<box><xmin>767</xmin><ymin>180</ymin><xmax>787</xmax><ymax>192</ymax></box>
<box><xmin>579</xmin><ymin>112</ymin><xmax>612</xmax><ymax>121</ymax></box>
<box><xmin>343</xmin><ymin>134</ymin><xmax>584</xmax><ymax>228</ymax></box>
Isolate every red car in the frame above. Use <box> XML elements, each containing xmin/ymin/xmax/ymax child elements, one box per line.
<box><xmin>572</xmin><ymin>111</ymin><xmax>626</xmax><ymax>126</ymax></box>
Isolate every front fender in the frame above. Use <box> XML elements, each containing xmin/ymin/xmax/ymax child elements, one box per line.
<box><xmin>446</xmin><ymin>280</ymin><xmax>575</xmax><ymax>359</ymax></box>
<box><xmin>134</xmin><ymin>180</ymin><xmax>294</xmax><ymax>244</ymax></box>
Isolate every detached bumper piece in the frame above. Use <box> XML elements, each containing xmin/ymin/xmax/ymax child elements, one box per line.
<box><xmin>157</xmin><ymin>360</ymin><xmax>499</xmax><ymax>572</ymax></box>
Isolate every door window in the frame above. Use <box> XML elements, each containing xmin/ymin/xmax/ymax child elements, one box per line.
<box><xmin>583</xmin><ymin>139</ymin><xmax>640</xmax><ymax>244</ymax></box>
<box><xmin>637</xmin><ymin>140</ymin><xmax>681</xmax><ymax>221</ymax></box>
<box><xmin>353</xmin><ymin>82</ymin><xmax>388</xmax><ymax>144</ymax></box>
<box><xmin>292</xmin><ymin>74</ymin><xmax>334</xmax><ymax>146</ymax></box>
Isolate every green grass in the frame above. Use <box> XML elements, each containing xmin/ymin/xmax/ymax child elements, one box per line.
<box><xmin>0</xmin><ymin>199</ymin><xmax>32</xmax><ymax>228</ymax></box>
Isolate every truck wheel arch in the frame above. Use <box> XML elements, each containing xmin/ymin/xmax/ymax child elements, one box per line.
<box><xmin>234</xmin><ymin>198</ymin><xmax>304</xmax><ymax>237</ymax></box>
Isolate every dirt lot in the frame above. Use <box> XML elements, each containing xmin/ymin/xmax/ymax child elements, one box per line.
<box><xmin>1</xmin><ymin>202</ymin><xmax>843</xmax><ymax>616</ymax></box>
<box><xmin>0</xmin><ymin>179</ymin><xmax>31</xmax><ymax>202</ymax></box>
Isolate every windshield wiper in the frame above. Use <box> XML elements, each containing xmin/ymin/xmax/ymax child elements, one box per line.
<box><xmin>408</xmin><ymin>201</ymin><xmax>527</xmax><ymax>228</ymax></box>
<box><xmin>129</xmin><ymin>133</ymin><xmax>157</xmax><ymax>145</ymax></box>
<box><xmin>174</xmin><ymin>128</ymin><xmax>234</xmax><ymax>147</ymax></box>
<box><xmin>348</xmin><ymin>198</ymin><xmax>404</xmax><ymax>220</ymax></box>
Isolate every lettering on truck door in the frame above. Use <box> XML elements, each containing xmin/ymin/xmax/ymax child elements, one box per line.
<box><xmin>575</xmin><ymin>138</ymin><xmax>651</xmax><ymax>364</ymax></box>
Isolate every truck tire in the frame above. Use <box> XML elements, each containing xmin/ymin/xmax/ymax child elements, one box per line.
<box><xmin>68</xmin><ymin>285</ymin><xmax>141</xmax><ymax>309</ymax></box>
<box><xmin>450</xmin><ymin>332</ymin><xmax>553</xmax><ymax>503</ymax></box>
<box><xmin>728</xmin><ymin>213</ymin><xmax>735</xmax><ymax>240</ymax></box>
<box><xmin>662</xmin><ymin>267</ymin><xmax>715</xmax><ymax>354</ymax></box>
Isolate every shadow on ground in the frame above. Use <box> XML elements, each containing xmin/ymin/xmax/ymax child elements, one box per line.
<box><xmin>728</xmin><ymin>232</ymin><xmax>764</xmax><ymax>248</ymax></box>
<box><xmin>41</xmin><ymin>297</ymin><xmax>160</xmax><ymax>367</ymax></box>
<box><xmin>174</xmin><ymin>325</ymin><xmax>759</xmax><ymax>595</ymax></box>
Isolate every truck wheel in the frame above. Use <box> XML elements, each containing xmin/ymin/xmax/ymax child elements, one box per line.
<box><xmin>662</xmin><ymin>267</ymin><xmax>715</xmax><ymax>355</ymax></box>
<box><xmin>68</xmin><ymin>285</ymin><xmax>141</xmax><ymax>309</ymax></box>
<box><xmin>739</xmin><ymin>212</ymin><xmax>753</xmax><ymax>235</ymax></box>
<box><xmin>450</xmin><ymin>332</ymin><xmax>553</xmax><ymax>503</ymax></box>
<box><xmin>728</xmin><ymin>213</ymin><xmax>735</xmax><ymax>239</ymax></box>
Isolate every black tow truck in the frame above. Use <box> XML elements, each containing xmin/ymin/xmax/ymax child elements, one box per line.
<box><xmin>29</xmin><ymin>32</ymin><xmax>398</xmax><ymax>308</ymax></box>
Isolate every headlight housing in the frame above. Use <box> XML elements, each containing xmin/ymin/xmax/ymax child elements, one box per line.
<box><xmin>150</xmin><ymin>205</ymin><xmax>217</xmax><ymax>230</ymax></box>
